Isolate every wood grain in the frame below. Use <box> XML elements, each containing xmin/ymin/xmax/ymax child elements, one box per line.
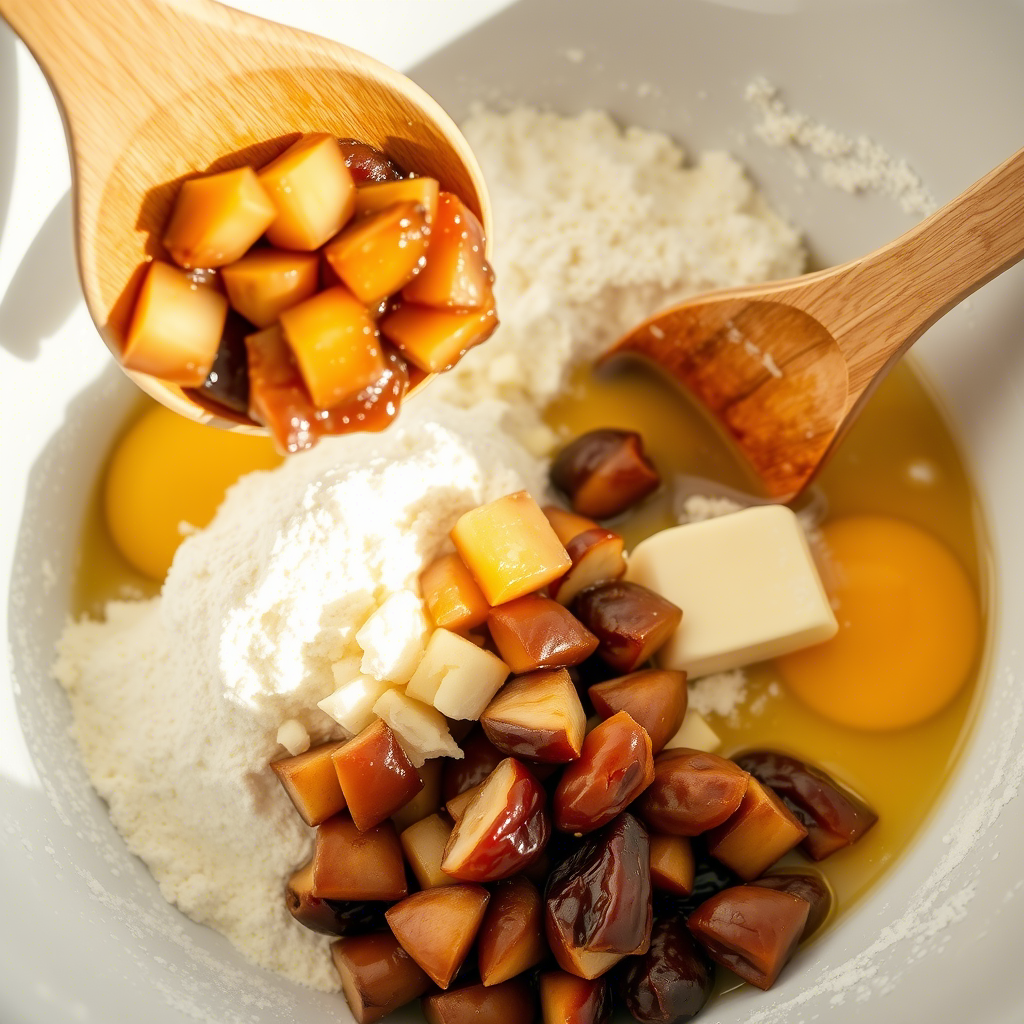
<box><xmin>0</xmin><ymin>0</ymin><xmax>490</xmax><ymax>428</ymax></box>
<box><xmin>609</xmin><ymin>146</ymin><xmax>1024</xmax><ymax>500</ymax></box>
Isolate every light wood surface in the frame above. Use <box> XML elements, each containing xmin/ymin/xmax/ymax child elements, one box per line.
<box><xmin>0</xmin><ymin>0</ymin><xmax>490</xmax><ymax>429</ymax></box>
<box><xmin>609</xmin><ymin>146</ymin><xmax>1024</xmax><ymax>500</ymax></box>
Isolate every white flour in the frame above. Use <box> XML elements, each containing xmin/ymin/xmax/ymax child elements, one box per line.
<box><xmin>745</xmin><ymin>77</ymin><xmax>937</xmax><ymax>216</ymax></box>
<box><xmin>53</xmin><ymin>108</ymin><xmax>807</xmax><ymax>989</ymax></box>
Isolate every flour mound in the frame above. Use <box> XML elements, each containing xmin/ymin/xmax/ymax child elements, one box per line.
<box><xmin>54</xmin><ymin>404</ymin><xmax>544</xmax><ymax>990</ymax></box>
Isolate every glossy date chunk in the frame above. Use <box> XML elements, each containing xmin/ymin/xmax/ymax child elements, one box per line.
<box><xmin>619</xmin><ymin>917</ymin><xmax>714</xmax><ymax>1024</ymax></box>
<box><xmin>480</xmin><ymin>668</ymin><xmax>587</xmax><ymax>763</ymax></box>
<box><xmin>337</xmin><ymin>138</ymin><xmax>404</xmax><ymax>183</ymax></box>
<box><xmin>539</xmin><ymin>971</ymin><xmax>611</xmax><ymax>1024</ymax></box>
<box><xmin>551</xmin><ymin>429</ymin><xmax>661</xmax><ymax>519</ymax></box>
<box><xmin>477</xmin><ymin>875</ymin><xmax>546</xmax><ymax>985</ymax></box>
<box><xmin>750</xmin><ymin>871</ymin><xmax>833</xmax><ymax>940</ymax></box>
<box><xmin>735</xmin><ymin>750</ymin><xmax>878</xmax><ymax>860</ymax></box>
<box><xmin>640</xmin><ymin>748</ymin><xmax>749</xmax><ymax>837</ymax></box>
<box><xmin>554</xmin><ymin>711</ymin><xmax>655</xmax><ymax>833</ymax></box>
<box><xmin>588</xmin><ymin>669</ymin><xmax>688</xmax><ymax>754</ymax></box>
<box><xmin>545</xmin><ymin>812</ymin><xmax>653</xmax><ymax>979</ymax></box>
<box><xmin>422</xmin><ymin>979</ymin><xmax>536</xmax><ymax>1024</ymax></box>
<box><xmin>687</xmin><ymin>885</ymin><xmax>809</xmax><ymax>990</ymax></box>
<box><xmin>573</xmin><ymin>582</ymin><xmax>682</xmax><ymax>674</ymax></box>
<box><xmin>441</xmin><ymin>758</ymin><xmax>551</xmax><ymax>882</ymax></box>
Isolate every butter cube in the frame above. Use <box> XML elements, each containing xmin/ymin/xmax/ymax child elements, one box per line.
<box><xmin>626</xmin><ymin>505</ymin><xmax>836</xmax><ymax>676</ymax></box>
<box><xmin>357</xmin><ymin>590</ymin><xmax>431</xmax><ymax>684</ymax></box>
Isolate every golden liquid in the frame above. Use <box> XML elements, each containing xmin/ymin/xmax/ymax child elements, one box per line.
<box><xmin>545</xmin><ymin>358</ymin><xmax>989</xmax><ymax>923</ymax></box>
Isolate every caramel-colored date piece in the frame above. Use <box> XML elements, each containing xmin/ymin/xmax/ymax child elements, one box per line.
<box><xmin>573</xmin><ymin>581</ymin><xmax>682</xmax><ymax>673</ymax></box>
<box><xmin>422</xmin><ymin>979</ymin><xmax>536</xmax><ymax>1024</ymax></box>
<box><xmin>542</xmin><ymin>505</ymin><xmax>600</xmax><ymax>546</ymax></box>
<box><xmin>640</xmin><ymin>748</ymin><xmax>749</xmax><ymax>837</ymax></box>
<box><xmin>588</xmin><ymin>668</ymin><xmax>687</xmax><ymax>754</ymax></box>
<box><xmin>735</xmin><ymin>750</ymin><xmax>878</xmax><ymax>860</ymax></box>
<box><xmin>400</xmin><ymin>812</ymin><xmax>456</xmax><ymax>890</ymax></box>
<box><xmin>270</xmin><ymin>740</ymin><xmax>347</xmax><ymax>826</ymax></box>
<box><xmin>403</xmin><ymin>192</ymin><xmax>490</xmax><ymax>310</ymax></box>
<box><xmin>649</xmin><ymin>834</ymin><xmax>696</xmax><ymax>896</ymax></box>
<box><xmin>285</xmin><ymin>859</ymin><xmax>386</xmax><ymax>936</ymax></box>
<box><xmin>487</xmin><ymin>595</ymin><xmax>599</xmax><ymax>674</ymax></box>
<box><xmin>331</xmin><ymin>932</ymin><xmax>431</xmax><ymax>1024</ymax></box>
<box><xmin>324</xmin><ymin>200</ymin><xmax>431</xmax><ymax>305</ymax></box>
<box><xmin>751</xmin><ymin>871</ymin><xmax>833</xmax><ymax>940</ymax></box>
<box><xmin>451</xmin><ymin>491</ymin><xmax>571</xmax><ymax>606</ymax></box>
<box><xmin>477</xmin><ymin>875</ymin><xmax>546</xmax><ymax>986</ymax></box>
<box><xmin>705</xmin><ymin>776</ymin><xmax>808</xmax><ymax>881</ymax></box>
<box><xmin>441</xmin><ymin>758</ymin><xmax>550</xmax><ymax>882</ymax></box>
<box><xmin>312</xmin><ymin>814</ymin><xmax>408</xmax><ymax>901</ymax></box>
<box><xmin>539</xmin><ymin>971</ymin><xmax>611</xmax><ymax>1024</ymax></box>
<box><xmin>480</xmin><ymin>668</ymin><xmax>587</xmax><ymax>763</ymax></box>
<box><xmin>687</xmin><ymin>885</ymin><xmax>809</xmax><ymax>990</ymax></box>
<box><xmin>332</xmin><ymin>718</ymin><xmax>423</xmax><ymax>831</ymax></box>
<box><xmin>550</xmin><ymin>429</ymin><xmax>660</xmax><ymax>519</ymax></box>
<box><xmin>420</xmin><ymin>552</ymin><xmax>490</xmax><ymax>632</ymax></box>
<box><xmin>385</xmin><ymin>884</ymin><xmax>490</xmax><ymax>989</ymax></box>
<box><xmin>554</xmin><ymin>711</ymin><xmax>654</xmax><ymax>834</ymax></box>
<box><xmin>550</xmin><ymin>528</ymin><xmax>627</xmax><ymax>608</ymax></box>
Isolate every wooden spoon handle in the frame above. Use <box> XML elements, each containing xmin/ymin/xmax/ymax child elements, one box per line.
<box><xmin>800</xmin><ymin>145</ymin><xmax>1024</xmax><ymax>393</ymax></box>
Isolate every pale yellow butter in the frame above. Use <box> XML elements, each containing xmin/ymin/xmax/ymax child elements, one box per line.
<box><xmin>626</xmin><ymin>505</ymin><xmax>837</xmax><ymax>676</ymax></box>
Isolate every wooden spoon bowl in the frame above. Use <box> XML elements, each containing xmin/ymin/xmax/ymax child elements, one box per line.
<box><xmin>608</xmin><ymin>146</ymin><xmax>1024</xmax><ymax>501</ymax></box>
<box><xmin>0</xmin><ymin>0</ymin><xmax>490</xmax><ymax>430</ymax></box>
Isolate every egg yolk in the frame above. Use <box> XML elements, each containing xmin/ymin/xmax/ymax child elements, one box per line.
<box><xmin>104</xmin><ymin>405</ymin><xmax>281</xmax><ymax>581</ymax></box>
<box><xmin>777</xmin><ymin>516</ymin><xmax>980</xmax><ymax>731</ymax></box>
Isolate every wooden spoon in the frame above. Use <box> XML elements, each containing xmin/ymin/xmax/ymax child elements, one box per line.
<box><xmin>607</xmin><ymin>147</ymin><xmax>1024</xmax><ymax>501</ymax></box>
<box><xmin>0</xmin><ymin>0</ymin><xmax>490</xmax><ymax>430</ymax></box>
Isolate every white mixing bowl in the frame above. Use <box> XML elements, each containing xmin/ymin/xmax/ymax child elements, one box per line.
<box><xmin>2</xmin><ymin>1</ymin><xmax>1023</xmax><ymax>1021</ymax></box>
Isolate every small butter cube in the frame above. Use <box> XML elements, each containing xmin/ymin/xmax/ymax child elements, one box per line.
<box><xmin>663</xmin><ymin>710</ymin><xmax>721</xmax><ymax>753</ymax></box>
<box><xmin>318</xmin><ymin>660</ymin><xmax>394</xmax><ymax>735</ymax></box>
<box><xmin>626</xmin><ymin>505</ymin><xmax>837</xmax><ymax>676</ymax></box>
<box><xmin>406</xmin><ymin>628</ymin><xmax>510</xmax><ymax>720</ymax></box>
<box><xmin>374</xmin><ymin>689</ymin><xmax>463</xmax><ymax>767</ymax></box>
<box><xmin>276</xmin><ymin>718</ymin><xmax>311</xmax><ymax>756</ymax></box>
<box><xmin>357</xmin><ymin>591</ymin><xmax>431</xmax><ymax>684</ymax></box>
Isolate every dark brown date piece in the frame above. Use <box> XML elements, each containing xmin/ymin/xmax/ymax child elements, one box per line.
<box><xmin>554</xmin><ymin>711</ymin><xmax>655</xmax><ymax>833</ymax></box>
<box><xmin>640</xmin><ymin>748</ymin><xmax>749</xmax><ymax>837</ymax></box>
<box><xmin>337</xmin><ymin>138</ymin><xmax>403</xmax><ymax>183</ymax></box>
<box><xmin>735</xmin><ymin>750</ymin><xmax>878</xmax><ymax>860</ymax></box>
<box><xmin>687</xmin><ymin>885</ymin><xmax>809</xmax><ymax>990</ymax></box>
<box><xmin>573</xmin><ymin>581</ymin><xmax>682</xmax><ymax>674</ymax></box>
<box><xmin>285</xmin><ymin>859</ymin><xmax>386</xmax><ymax>936</ymax></box>
<box><xmin>545</xmin><ymin>812</ymin><xmax>652</xmax><ymax>979</ymax></box>
<box><xmin>442</xmin><ymin>730</ymin><xmax>506</xmax><ymax>802</ymax></box>
<box><xmin>751</xmin><ymin>871</ymin><xmax>833</xmax><ymax>940</ymax></box>
<box><xmin>551</xmin><ymin>429</ymin><xmax>661</xmax><ymax>519</ymax></box>
<box><xmin>588</xmin><ymin>669</ymin><xmax>687</xmax><ymax>754</ymax></box>
<box><xmin>619</xmin><ymin>918</ymin><xmax>714</xmax><ymax>1024</ymax></box>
